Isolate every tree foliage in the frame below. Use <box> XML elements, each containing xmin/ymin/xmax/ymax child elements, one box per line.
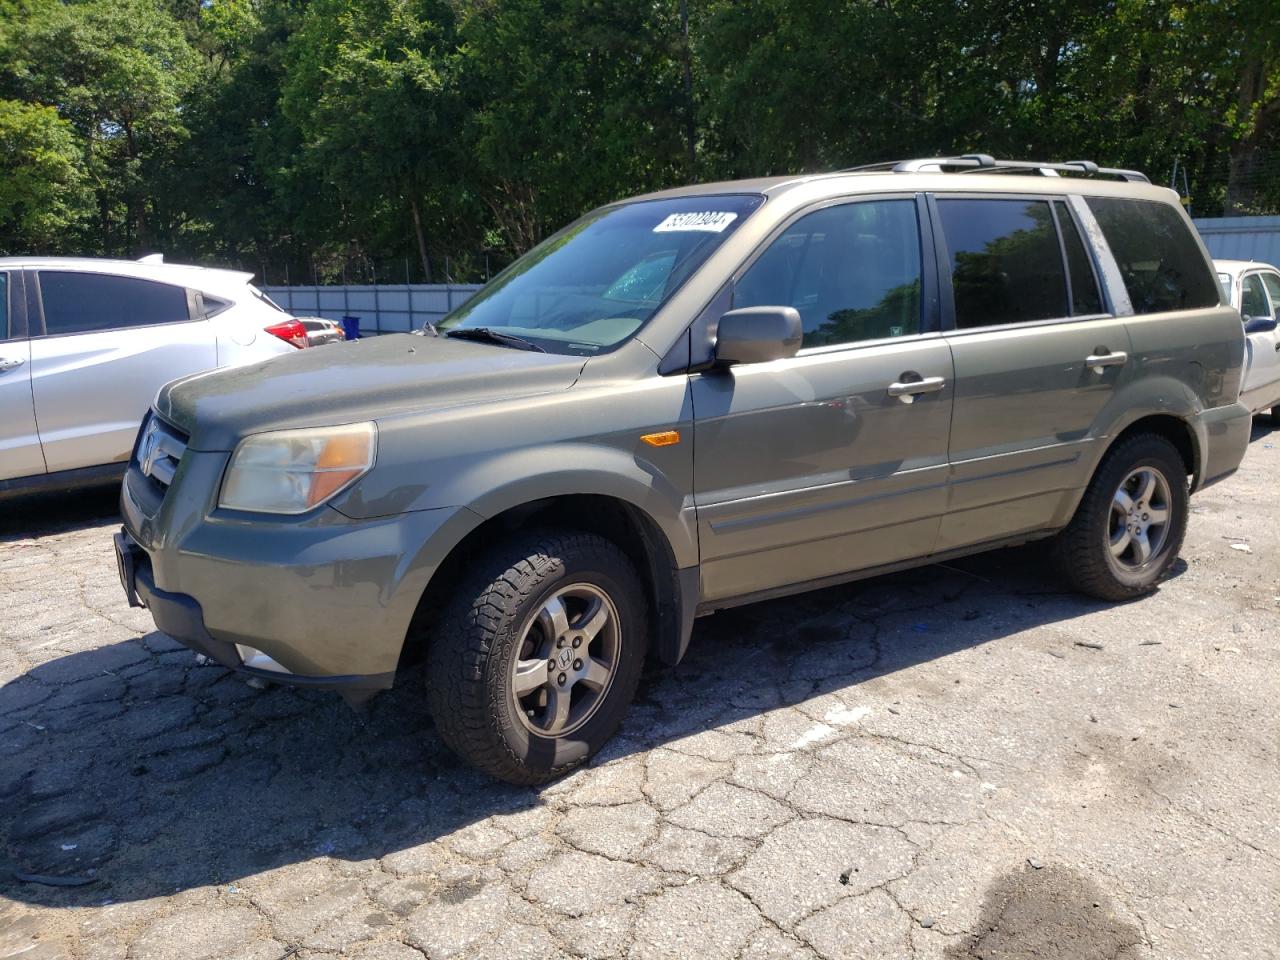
<box><xmin>1</xmin><ymin>0</ymin><xmax>1278</xmax><ymax>276</ymax></box>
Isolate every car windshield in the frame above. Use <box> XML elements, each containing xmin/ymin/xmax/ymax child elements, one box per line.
<box><xmin>436</xmin><ymin>194</ymin><xmax>764</xmax><ymax>355</ymax></box>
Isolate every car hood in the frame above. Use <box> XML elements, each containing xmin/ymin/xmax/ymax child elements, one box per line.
<box><xmin>156</xmin><ymin>333</ymin><xmax>587</xmax><ymax>451</ymax></box>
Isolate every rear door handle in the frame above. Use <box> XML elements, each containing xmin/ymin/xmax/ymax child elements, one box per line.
<box><xmin>0</xmin><ymin>357</ymin><xmax>25</xmax><ymax>374</ymax></box>
<box><xmin>887</xmin><ymin>375</ymin><xmax>946</xmax><ymax>403</ymax></box>
<box><xmin>1085</xmin><ymin>350</ymin><xmax>1128</xmax><ymax>373</ymax></box>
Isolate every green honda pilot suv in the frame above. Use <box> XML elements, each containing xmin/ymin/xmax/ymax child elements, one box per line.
<box><xmin>115</xmin><ymin>155</ymin><xmax>1250</xmax><ymax>783</ymax></box>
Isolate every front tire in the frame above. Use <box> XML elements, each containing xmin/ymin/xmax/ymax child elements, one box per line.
<box><xmin>1052</xmin><ymin>434</ymin><xmax>1189</xmax><ymax>601</ymax></box>
<box><xmin>426</xmin><ymin>531</ymin><xmax>648</xmax><ymax>784</ymax></box>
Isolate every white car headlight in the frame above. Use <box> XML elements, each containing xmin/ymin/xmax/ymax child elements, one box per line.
<box><xmin>219</xmin><ymin>422</ymin><xmax>377</xmax><ymax>514</ymax></box>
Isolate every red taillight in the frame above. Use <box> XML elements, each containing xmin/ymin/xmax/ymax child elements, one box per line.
<box><xmin>264</xmin><ymin>319</ymin><xmax>309</xmax><ymax>349</ymax></box>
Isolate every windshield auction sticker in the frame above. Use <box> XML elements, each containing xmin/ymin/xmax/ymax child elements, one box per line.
<box><xmin>653</xmin><ymin>211</ymin><xmax>739</xmax><ymax>233</ymax></box>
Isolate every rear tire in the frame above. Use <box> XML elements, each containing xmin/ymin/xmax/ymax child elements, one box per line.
<box><xmin>1052</xmin><ymin>434</ymin><xmax>1189</xmax><ymax>601</ymax></box>
<box><xmin>426</xmin><ymin>530</ymin><xmax>648</xmax><ymax>785</ymax></box>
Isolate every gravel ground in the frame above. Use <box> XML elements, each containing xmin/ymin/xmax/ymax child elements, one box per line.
<box><xmin>2</xmin><ymin>424</ymin><xmax>1278</xmax><ymax>960</ymax></box>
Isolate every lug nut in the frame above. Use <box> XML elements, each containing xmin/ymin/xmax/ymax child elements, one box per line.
<box><xmin>573</xmin><ymin>659</ymin><xmax>583</xmax><ymax>670</ymax></box>
<box><xmin>572</xmin><ymin>636</ymin><xmax>581</xmax><ymax>648</ymax></box>
<box><xmin>557</xmin><ymin>638</ymin><xmax>565</xmax><ymax>648</ymax></box>
<box><xmin>558</xmin><ymin>673</ymin><xmax>567</xmax><ymax>685</ymax></box>
<box><xmin>548</xmin><ymin>661</ymin><xmax>555</xmax><ymax>672</ymax></box>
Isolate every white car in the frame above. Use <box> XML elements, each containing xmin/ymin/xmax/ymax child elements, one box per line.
<box><xmin>1215</xmin><ymin>259</ymin><xmax>1280</xmax><ymax>422</ymax></box>
<box><xmin>0</xmin><ymin>257</ymin><xmax>307</xmax><ymax>497</ymax></box>
<box><xmin>297</xmin><ymin>316</ymin><xmax>346</xmax><ymax>346</ymax></box>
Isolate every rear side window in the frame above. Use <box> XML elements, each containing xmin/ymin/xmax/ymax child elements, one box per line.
<box><xmin>1054</xmin><ymin>201</ymin><xmax>1103</xmax><ymax>315</ymax></box>
<box><xmin>38</xmin><ymin>272</ymin><xmax>192</xmax><ymax>335</ymax></box>
<box><xmin>936</xmin><ymin>198</ymin><xmax>1067</xmax><ymax>328</ymax></box>
<box><xmin>1084</xmin><ymin>197</ymin><xmax>1218</xmax><ymax>314</ymax></box>
<box><xmin>0</xmin><ymin>273</ymin><xmax>8</xmax><ymax>339</ymax></box>
<box><xmin>1242</xmin><ymin>275</ymin><xmax>1271</xmax><ymax>319</ymax></box>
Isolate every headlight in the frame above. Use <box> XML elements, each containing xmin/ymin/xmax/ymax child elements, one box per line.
<box><xmin>219</xmin><ymin>422</ymin><xmax>377</xmax><ymax>514</ymax></box>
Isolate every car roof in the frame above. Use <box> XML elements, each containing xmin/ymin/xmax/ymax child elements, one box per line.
<box><xmin>1214</xmin><ymin>258</ymin><xmax>1280</xmax><ymax>276</ymax></box>
<box><xmin>0</xmin><ymin>256</ymin><xmax>255</xmax><ymax>293</ymax></box>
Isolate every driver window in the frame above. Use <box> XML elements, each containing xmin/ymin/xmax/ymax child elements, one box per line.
<box><xmin>1242</xmin><ymin>275</ymin><xmax>1270</xmax><ymax>319</ymax></box>
<box><xmin>734</xmin><ymin>199</ymin><xmax>923</xmax><ymax>348</ymax></box>
<box><xmin>1261</xmin><ymin>273</ymin><xmax>1280</xmax><ymax>318</ymax></box>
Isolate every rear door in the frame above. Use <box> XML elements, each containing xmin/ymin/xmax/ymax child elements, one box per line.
<box><xmin>692</xmin><ymin>195</ymin><xmax>954</xmax><ymax>602</ymax></box>
<box><xmin>934</xmin><ymin>194</ymin><xmax>1132</xmax><ymax>550</ymax></box>
<box><xmin>1241</xmin><ymin>271</ymin><xmax>1280</xmax><ymax>410</ymax></box>
<box><xmin>28</xmin><ymin>270</ymin><xmax>217</xmax><ymax>472</ymax></box>
<box><xmin>0</xmin><ymin>271</ymin><xmax>46</xmax><ymax>481</ymax></box>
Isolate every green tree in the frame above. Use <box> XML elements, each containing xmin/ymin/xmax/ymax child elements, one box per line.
<box><xmin>0</xmin><ymin>98</ymin><xmax>92</xmax><ymax>252</ymax></box>
<box><xmin>2</xmin><ymin>0</ymin><xmax>199</xmax><ymax>253</ymax></box>
<box><xmin>281</xmin><ymin>0</ymin><xmax>462</xmax><ymax>281</ymax></box>
<box><xmin>455</xmin><ymin>0</ymin><xmax>689</xmax><ymax>255</ymax></box>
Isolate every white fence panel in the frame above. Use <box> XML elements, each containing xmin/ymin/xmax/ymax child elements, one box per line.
<box><xmin>261</xmin><ymin>284</ymin><xmax>483</xmax><ymax>336</ymax></box>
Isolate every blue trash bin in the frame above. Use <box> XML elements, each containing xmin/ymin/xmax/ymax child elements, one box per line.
<box><xmin>340</xmin><ymin>315</ymin><xmax>361</xmax><ymax>340</ymax></box>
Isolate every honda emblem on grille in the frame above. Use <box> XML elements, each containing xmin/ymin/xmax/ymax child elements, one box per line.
<box><xmin>139</xmin><ymin>421</ymin><xmax>161</xmax><ymax>477</ymax></box>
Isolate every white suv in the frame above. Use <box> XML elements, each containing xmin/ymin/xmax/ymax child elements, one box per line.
<box><xmin>0</xmin><ymin>257</ymin><xmax>306</xmax><ymax>496</ymax></box>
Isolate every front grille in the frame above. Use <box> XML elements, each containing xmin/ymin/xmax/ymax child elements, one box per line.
<box><xmin>136</xmin><ymin>414</ymin><xmax>188</xmax><ymax>491</ymax></box>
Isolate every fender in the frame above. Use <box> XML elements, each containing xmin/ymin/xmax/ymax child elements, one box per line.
<box><xmin>1046</xmin><ymin>375</ymin><xmax>1207</xmax><ymax>529</ymax></box>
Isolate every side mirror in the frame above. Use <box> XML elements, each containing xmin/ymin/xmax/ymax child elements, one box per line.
<box><xmin>714</xmin><ymin>306</ymin><xmax>803</xmax><ymax>367</ymax></box>
<box><xmin>1244</xmin><ymin>315</ymin><xmax>1279</xmax><ymax>335</ymax></box>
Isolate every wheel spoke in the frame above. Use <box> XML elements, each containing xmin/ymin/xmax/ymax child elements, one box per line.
<box><xmin>1110</xmin><ymin>528</ymin><xmax>1132</xmax><ymax>558</ymax></box>
<box><xmin>544</xmin><ymin>686</ymin><xmax>572</xmax><ymax>733</ymax></box>
<box><xmin>580</xmin><ymin>656</ymin><xmax>611</xmax><ymax>691</ymax></box>
<box><xmin>1132</xmin><ymin>528</ymin><xmax>1152</xmax><ymax>563</ymax></box>
<box><xmin>1135</xmin><ymin>470</ymin><xmax>1158</xmax><ymax>506</ymax></box>
<box><xmin>513</xmin><ymin>659</ymin><xmax>549</xmax><ymax>697</ymax></box>
<box><xmin>537</xmin><ymin>595</ymin><xmax>570</xmax><ymax>642</ymax></box>
<box><xmin>1113</xmin><ymin>489</ymin><xmax>1135</xmax><ymax>514</ymax></box>
<box><xmin>576</xmin><ymin>597</ymin><xmax>610</xmax><ymax>642</ymax></box>
<box><xmin>1146</xmin><ymin>506</ymin><xmax>1169</xmax><ymax>526</ymax></box>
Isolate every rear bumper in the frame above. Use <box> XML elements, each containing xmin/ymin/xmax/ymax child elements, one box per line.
<box><xmin>1196</xmin><ymin>400</ymin><xmax>1253</xmax><ymax>491</ymax></box>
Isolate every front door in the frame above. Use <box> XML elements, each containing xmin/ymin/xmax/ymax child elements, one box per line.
<box><xmin>692</xmin><ymin>196</ymin><xmax>954</xmax><ymax>602</ymax></box>
<box><xmin>934</xmin><ymin>195</ymin><xmax>1133</xmax><ymax>550</ymax></box>
<box><xmin>0</xmin><ymin>271</ymin><xmax>45</xmax><ymax>482</ymax></box>
<box><xmin>1241</xmin><ymin>271</ymin><xmax>1280</xmax><ymax>411</ymax></box>
<box><xmin>28</xmin><ymin>270</ymin><xmax>216</xmax><ymax>472</ymax></box>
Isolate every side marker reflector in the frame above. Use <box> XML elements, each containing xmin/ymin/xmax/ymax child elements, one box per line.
<box><xmin>640</xmin><ymin>430</ymin><xmax>681</xmax><ymax>447</ymax></box>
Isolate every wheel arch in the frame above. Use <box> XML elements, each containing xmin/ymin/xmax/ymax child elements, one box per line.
<box><xmin>401</xmin><ymin>491</ymin><xmax>698</xmax><ymax>674</ymax></box>
<box><xmin>1102</xmin><ymin>413</ymin><xmax>1201</xmax><ymax>488</ymax></box>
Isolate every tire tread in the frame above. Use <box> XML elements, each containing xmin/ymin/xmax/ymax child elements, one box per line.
<box><xmin>1051</xmin><ymin>433</ymin><xmax>1189</xmax><ymax>601</ymax></box>
<box><xmin>425</xmin><ymin>530</ymin><xmax>645</xmax><ymax>785</ymax></box>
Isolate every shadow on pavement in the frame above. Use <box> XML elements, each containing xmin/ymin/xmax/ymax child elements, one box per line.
<box><xmin>0</xmin><ymin>484</ymin><xmax>121</xmax><ymax>541</ymax></box>
<box><xmin>1249</xmin><ymin>416</ymin><xmax>1278</xmax><ymax>443</ymax></box>
<box><xmin>0</xmin><ymin>544</ymin><xmax>1161</xmax><ymax>907</ymax></box>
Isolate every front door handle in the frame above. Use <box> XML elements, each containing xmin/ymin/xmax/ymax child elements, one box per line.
<box><xmin>887</xmin><ymin>374</ymin><xmax>946</xmax><ymax>403</ymax></box>
<box><xmin>1085</xmin><ymin>350</ymin><xmax>1128</xmax><ymax>373</ymax></box>
<box><xmin>0</xmin><ymin>357</ymin><xmax>25</xmax><ymax>374</ymax></box>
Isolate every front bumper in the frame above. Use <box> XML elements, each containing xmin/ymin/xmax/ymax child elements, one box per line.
<box><xmin>119</xmin><ymin>445</ymin><xmax>482</xmax><ymax>690</ymax></box>
<box><xmin>115</xmin><ymin>528</ymin><xmax>395</xmax><ymax>701</ymax></box>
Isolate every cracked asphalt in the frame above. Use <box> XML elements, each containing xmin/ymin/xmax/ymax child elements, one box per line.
<box><xmin>2</xmin><ymin>425</ymin><xmax>1278</xmax><ymax>960</ymax></box>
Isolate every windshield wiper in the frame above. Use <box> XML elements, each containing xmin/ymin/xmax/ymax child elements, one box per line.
<box><xmin>444</xmin><ymin>327</ymin><xmax>546</xmax><ymax>353</ymax></box>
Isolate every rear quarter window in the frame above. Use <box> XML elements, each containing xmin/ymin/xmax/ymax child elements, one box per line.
<box><xmin>1084</xmin><ymin>197</ymin><xmax>1219</xmax><ymax>314</ymax></box>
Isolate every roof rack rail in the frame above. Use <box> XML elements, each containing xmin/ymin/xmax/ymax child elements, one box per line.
<box><xmin>842</xmin><ymin>154</ymin><xmax>1150</xmax><ymax>183</ymax></box>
